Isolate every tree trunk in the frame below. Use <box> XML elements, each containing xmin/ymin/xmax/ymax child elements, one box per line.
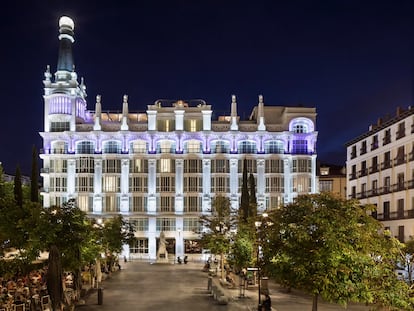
<box><xmin>312</xmin><ymin>293</ymin><xmax>318</xmax><ymax>311</ymax></box>
<box><xmin>47</xmin><ymin>245</ymin><xmax>64</xmax><ymax>311</ymax></box>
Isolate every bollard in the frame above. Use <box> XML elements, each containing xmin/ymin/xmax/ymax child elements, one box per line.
<box><xmin>98</xmin><ymin>287</ymin><xmax>103</xmax><ymax>305</ymax></box>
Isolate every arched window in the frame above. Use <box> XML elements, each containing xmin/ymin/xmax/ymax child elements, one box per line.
<box><xmin>76</xmin><ymin>141</ymin><xmax>95</xmax><ymax>154</ymax></box>
<box><xmin>264</xmin><ymin>140</ymin><xmax>284</xmax><ymax>154</ymax></box>
<box><xmin>289</xmin><ymin>118</ymin><xmax>314</xmax><ymax>133</ymax></box>
<box><xmin>103</xmin><ymin>141</ymin><xmax>121</xmax><ymax>154</ymax></box>
<box><xmin>211</xmin><ymin>140</ymin><xmax>230</xmax><ymax>154</ymax></box>
<box><xmin>51</xmin><ymin>141</ymin><xmax>68</xmax><ymax>154</ymax></box>
<box><xmin>184</xmin><ymin>140</ymin><xmax>202</xmax><ymax>153</ymax></box>
<box><xmin>157</xmin><ymin>140</ymin><xmax>176</xmax><ymax>154</ymax></box>
<box><xmin>238</xmin><ymin>141</ymin><xmax>257</xmax><ymax>154</ymax></box>
<box><xmin>130</xmin><ymin>140</ymin><xmax>148</xmax><ymax>154</ymax></box>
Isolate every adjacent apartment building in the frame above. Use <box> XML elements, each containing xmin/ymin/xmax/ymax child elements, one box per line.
<box><xmin>346</xmin><ymin>106</ymin><xmax>414</xmax><ymax>242</ymax></box>
<box><xmin>40</xmin><ymin>16</ymin><xmax>318</xmax><ymax>260</ymax></box>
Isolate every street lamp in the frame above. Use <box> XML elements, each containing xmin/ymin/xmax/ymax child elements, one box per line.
<box><xmin>255</xmin><ymin>220</ymin><xmax>262</xmax><ymax>311</ymax></box>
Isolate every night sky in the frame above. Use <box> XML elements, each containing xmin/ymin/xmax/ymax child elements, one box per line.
<box><xmin>1</xmin><ymin>1</ymin><xmax>413</xmax><ymax>175</ymax></box>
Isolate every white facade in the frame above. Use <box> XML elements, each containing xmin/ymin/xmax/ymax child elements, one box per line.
<box><xmin>40</xmin><ymin>16</ymin><xmax>318</xmax><ymax>260</ymax></box>
<box><xmin>346</xmin><ymin>106</ymin><xmax>414</xmax><ymax>242</ymax></box>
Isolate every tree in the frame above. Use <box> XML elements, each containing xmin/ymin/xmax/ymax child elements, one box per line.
<box><xmin>200</xmin><ymin>195</ymin><xmax>235</xmax><ymax>279</ymax></box>
<box><xmin>239</xmin><ymin>159</ymin><xmax>250</xmax><ymax>223</ymax></box>
<box><xmin>13</xmin><ymin>165</ymin><xmax>23</xmax><ymax>208</ymax></box>
<box><xmin>248</xmin><ymin>172</ymin><xmax>257</xmax><ymax>218</ymax></box>
<box><xmin>262</xmin><ymin>193</ymin><xmax>412</xmax><ymax>311</ymax></box>
<box><xmin>96</xmin><ymin>215</ymin><xmax>135</xmax><ymax>269</ymax></box>
<box><xmin>30</xmin><ymin>145</ymin><xmax>39</xmax><ymax>203</ymax></box>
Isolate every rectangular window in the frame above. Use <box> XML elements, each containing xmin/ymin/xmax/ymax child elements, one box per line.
<box><xmin>398</xmin><ymin>199</ymin><xmax>404</xmax><ymax>219</ymax></box>
<box><xmin>129</xmin><ymin>177</ymin><xmax>148</xmax><ymax>192</ymax></box>
<box><xmin>130</xmin><ymin>196</ymin><xmax>147</xmax><ymax>212</ymax></box>
<box><xmin>265</xmin><ymin>177</ymin><xmax>284</xmax><ymax>192</ymax></box>
<box><xmin>397</xmin><ymin>122</ymin><xmax>405</xmax><ymax>139</ymax></box>
<box><xmin>184</xmin><ymin>159</ymin><xmax>202</xmax><ymax>173</ymax></box>
<box><xmin>77</xmin><ymin>195</ymin><xmax>92</xmax><ymax>212</ymax></box>
<box><xmin>398</xmin><ymin>226</ymin><xmax>405</xmax><ymax>243</ymax></box>
<box><xmin>103</xmin><ymin>159</ymin><xmax>121</xmax><ymax>173</ymax></box>
<box><xmin>75</xmin><ymin>176</ymin><xmax>94</xmax><ymax>192</ymax></box>
<box><xmin>156</xmin><ymin>176</ymin><xmax>175</xmax><ymax>192</ymax></box>
<box><xmin>183</xmin><ymin>177</ymin><xmax>202</xmax><ymax>192</ymax></box>
<box><xmin>371</xmin><ymin>135</ymin><xmax>378</xmax><ymax>150</ymax></box>
<box><xmin>212</xmin><ymin>176</ymin><xmax>230</xmax><ymax>193</ymax></box>
<box><xmin>50</xmin><ymin>121</ymin><xmax>70</xmax><ymax>132</ymax></box>
<box><xmin>50</xmin><ymin>177</ymin><xmax>67</xmax><ymax>192</ymax></box>
<box><xmin>156</xmin><ymin>218</ymin><xmax>176</xmax><ymax>231</ymax></box>
<box><xmin>383</xmin><ymin>201</ymin><xmax>390</xmax><ymax>220</ymax></box>
<box><xmin>130</xmin><ymin>159</ymin><xmax>148</xmax><ymax>173</ymax></box>
<box><xmin>130</xmin><ymin>239</ymin><xmax>149</xmax><ymax>254</ymax></box>
<box><xmin>104</xmin><ymin>195</ymin><xmax>119</xmax><ymax>213</ymax></box>
<box><xmin>292</xmin><ymin>159</ymin><xmax>311</xmax><ymax>173</ymax></box>
<box><xmin>158</xmin><ymin>197</ymin><xmax>175</xmax><ymax>212</ymax></box>
<box><xmin>50</xmin><ymin>159</ymin><xmax>68</xmax><ymax>173</ymax></box>
<box><xmin>292</xmin><ymin>176</ymin><xmax>311</xmax><ymax>193</ymax></box>
<box><xmin>238</xmin><ymin>159</ymin><xmax>257</xmax><ymax>173</ymax></box>
<box><xmin>265</xmin><ymin>159</ymin><xmax>284</xmax><ymax>173</ymax></box>
<box><xmin>129</xmin><ymin>218</ymin><xmax>149</xmax><ymax>231</ymax></box>
<box><xmin>360</xmin><ymin>140</ymin><xmax>367</xmax><ymax>155</ymax></box>
<box><xmin>102</xmin><ymin>176</ymin><xmax>120</xmax><ymax>192</ymax></box>
<box><xmin>184</xmin><ymin>218</ymin><xmax>202</xmax><ymax>233</ymax></box>
<box><xmin>184</xmin><ymin>197</ymin><xmax>202</xmax><ymax>212</ymax></box>
<box><xmin>76</xmin><ymin>157</ymin><xmax>94</xmax><ymax>173</ymax></box>
<box><xmin>383</xmin><ymin>129</ymin><xmax>391</xmax><ymax>145</ymax></box>
<box><xmin>319</xmin><ymin>180</ymin><xmax>333</xmax><ymax>192</ymax></box>
<box><xmin>211</xmin><ymin>159</ymin><xmax>229</xmax><ymax>173</ymax></box>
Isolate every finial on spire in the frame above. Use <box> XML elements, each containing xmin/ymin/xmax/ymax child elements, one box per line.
<box><xmin>121</xmin><ymin>94</ymin><xmax>129</xmax><ymax>131</ymax></box>
<box><xmin>258</xmin><ymin>94</ymin><xmax>266</xmax><ymax>131</ymax></box>
<box><xmin>44</xmin><ymin>65</ymin><xmax>51</xmax><ymax>81</ymax></box>
<box><xmin>230</xmin><ymin>94</ymin><xmax>238</xmax><ymax>130</ymax></box>
<box><xmin>94</xmin><ymin>95</ymin><xmax>102</xmax><ymax>131</ymax></box>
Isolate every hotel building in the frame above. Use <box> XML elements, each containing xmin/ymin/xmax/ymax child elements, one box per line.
<box><xmin>346</xmin><ymin>106</ymin><xmax>414</xmax><ymax>242</ymax></box>
<box><xmin>40</xmin><ymin>16</ymin><xmax>318</xmax><ymax>260</ymax></box>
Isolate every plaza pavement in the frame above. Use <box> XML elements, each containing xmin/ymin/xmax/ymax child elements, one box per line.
<box><xmin>76</xmin><ymin>260</ymin><xmax>371</xmax><ymax>311</ymax></box>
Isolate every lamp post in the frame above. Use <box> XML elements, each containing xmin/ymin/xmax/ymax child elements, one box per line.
<box><xmin>255</xmin><ymin>220</ymin><xmax>262</xmax><ymax>311</ymax></box>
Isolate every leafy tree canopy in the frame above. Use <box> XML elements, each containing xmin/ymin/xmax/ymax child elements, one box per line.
<box><xmin>262</xmin><ymin>193</ymin><xmax>412</xmax><ymax>311</ymax></box>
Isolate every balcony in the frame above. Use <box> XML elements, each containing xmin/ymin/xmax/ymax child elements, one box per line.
<box><xmin>360</xmin><ymin>147</ymin><xmax>367</xmax><ymax>155</ymax></box>
<box><xmin>381</xmin><ymin>161</ymin><xmax>392</xmax><ymax>170</ymax></box>
<box><xmin>391</xmin><ymin>183</ymin><xmax>406</xmax><ymax>192</ymax></box>
<box><xmin>396</xmin><ymin>129</ymin><xmax>406</xmax><ymax>140</ymax></box>
<box><xmin>366</xmin><ymin>189</ymin><xmax>378</xmax><ymax>197</ymax></box>
<box><xmin>356</xmin><ymin>191</ymin><xmax>367</xmax><ymax>199</ymax></box>
<box><xmin>376</xmin><ymin>210</ymin><xmax>414</xmax><ymax>221</ymax></box>
<box><xmin>369</xmin><ymin>165</ymin><xmax>379</xmax><ymax>174</ymax></box>
<box><xmin>370</xmin><ymin>142</ymin><xmax>379</xmax><ymax>151</ymax></box>
<box><xmin>383</xmin><ymin>136</ymin><xmax>391</xmax><ymax>145</ymax></box>
<box><xmin>40</xmin><ymin>168</ymin><xmax>49</xmax><ymax>174</ymax></box>
<box><xmin>349</xmin><ymin>173</ymin><xmax>357</xmax><ymax>180</ymax></box>
<box><xmin>380</xmin><ymin>186</ymin><xmax>391</xmax><ymax>195</ymax></box>
<box><xmin>393</xmin><ymin>156</ymin><xmax>406</xmax><ymax>166</ymax></box>
<box><xmin>358</xmin><ymin>168</ymin><xmax>368</xmax><ymax>177</ymax></box>
<box><xmin>350</xmin><ymin>151</ymin><xmax>357</xmax><ymax>159</ymax></box>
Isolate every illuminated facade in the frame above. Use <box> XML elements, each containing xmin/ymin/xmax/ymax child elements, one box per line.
<box><xmin>40</xmin><ymin>16</ymin><xmax>318</xmax><ymax>260</ymax></box>
<box><xmin>346</xmin><ymin>106</ymin><xmax>414</xmax><ymax>242</ymax></box>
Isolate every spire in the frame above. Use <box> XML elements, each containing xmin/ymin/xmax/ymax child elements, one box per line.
<box><xmin>121</xmin><ymin>94</ymin><xmax>129</xmax><ymax>131</ymax></box>
<box><xmin>230</xmin><ymin>94</ymin><xmax>238</xmax><ymax>131</ymax></box>
<box><xmin>57</xmin><ymin>16</ymin><xmax>75</xmax><ymax>72</ymax></box>
<box><xmin>94</xmin><ymin>95</ymin><xmax>102</xmax><ymax>131</ymax></box>
<box><xmin>258</xmin><ymin>94</ymin><xmax>266</xmax><ymax>131</ymax></box>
